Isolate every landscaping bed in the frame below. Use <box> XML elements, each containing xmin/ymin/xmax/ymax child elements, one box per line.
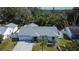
<box><xmin>57</xmin><ymin>38</ymin><xmax>73</xmax><ymax>51</ymax></box>
<box><xmin>32</xmin><ymin>43</ymin><xmax>58</xmax><ymax>51</ymax></box>
<box><xmin>0</xmin><ymin>39</ymin><xmax>17</xmax><ymax>51</ymax></box>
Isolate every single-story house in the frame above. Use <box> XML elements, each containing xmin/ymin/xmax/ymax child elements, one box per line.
<box><xmin>63</xmin><ymin>26</ymin><xmax>79</xmax><ymax>39</ymax></box>
<box><xmin>18</xmin><ymin>23</ymin><xmax>63</xmax><ymax>42</ymax></box>
<box><xmin>0</xmin><ymin>26</ymin><xmax>12</xmax><ymax>39</ymax></box>
<box><xmin>5</xmin><ymin>23</ymin><xmax>18</xmax><ymax>33</ymax></box>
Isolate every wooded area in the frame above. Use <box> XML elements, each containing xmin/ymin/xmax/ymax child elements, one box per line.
<box><xmin>0</xmin><ymin>7</ymin><xmax>79</xmax><ymax>29</ymax></box>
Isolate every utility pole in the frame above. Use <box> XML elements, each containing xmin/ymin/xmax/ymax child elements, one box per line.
<box><xmin>52</xmin><ymin>7</ymin><xmax>55</xmax><ymax>12</ymax></box>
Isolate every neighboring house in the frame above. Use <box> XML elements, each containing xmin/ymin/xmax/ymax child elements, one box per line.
<box><xmin>63</xmin><ymin>26</ymin><xmax>79</xmax><ymax>39</ymax></box>
<box><xmin>0</xmin><ymin>26</ymin><xmax>12</xmax><ymax>39</ymax></box>
<box><xmin>5</xmin><ymin>23</ymin><xmax>18</xmax><ymax>33</ymax></box>
<box><xmin>18</xmin><ymin>23</ymin><xmax>63</xmax><ymax>42</ymax></box>
<box><xmin>11</xmin><ymin>30</ymin><xmax>19</xmax><ymax>41</ymax></box>
<box><xmin>11</xmin><ymin>30</ymin><xmax>19</xmax><ymax>38</ymax></box>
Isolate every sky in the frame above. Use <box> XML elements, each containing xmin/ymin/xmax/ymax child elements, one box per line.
<box><xmin>41</xmin><ymin>7</ymin><xmax>73</xmax><ymax>10</ymax></box>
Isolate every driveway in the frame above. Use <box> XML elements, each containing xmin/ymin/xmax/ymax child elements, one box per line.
<box><xmin>13</xmin><ymin>41</ymin><xmax>35</xmax><ymax>51</ymax></box>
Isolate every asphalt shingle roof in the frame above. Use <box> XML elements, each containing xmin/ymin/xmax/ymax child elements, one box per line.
<box><xmin>69</xmin><ymin>26</ymin><xmax>79</xmax><ymax>35</ymax></box>
<box><xmin>0</xmin><ymin>26</ymin><xmax>8</xmax><ymax>35</ymax></box>
<box><xmin>5</xmin><ymin>23</ymin><xmax>18</xmax><ymax>29</ymax></box>
<box><xmin>27</xmin><ymin>23</ymin><xmax>38</xmax><ymax>27</ymax></box>
<box><xmin>19</xmin><ymin>26</ymin><xmax>59</xmax><ymax>37</ymax></box>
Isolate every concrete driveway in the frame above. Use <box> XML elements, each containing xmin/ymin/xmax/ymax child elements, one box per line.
<box><xmin>13</xmin><ymin>41</ymin><xmax>35</xmax><ymax>51</ymax></box>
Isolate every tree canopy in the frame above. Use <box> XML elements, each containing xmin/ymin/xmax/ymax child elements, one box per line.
<box><xmin>66</xmin><ymin>7</ymin><xmax>79</xmax><ymax>26</ymax></box>
<box><xmin>0</xmin><ymin>7</ymin><xmax>75</xmax><ymax>29</ymax></box>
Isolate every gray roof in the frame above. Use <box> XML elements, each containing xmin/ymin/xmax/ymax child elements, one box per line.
<box><xmin>27</xmin><ymin>23</ymin><xmax>38</xmax><ymax>27</ymax></box>
<box><xmin>19</xmin><ymin>26</ymin><xmax>59</xmax><ymax>37</ymax></box>
<box><xmin>0</xmin><ymin>26</ymin><xmax>8</xmax><ymax>35</ymax></box>
<box><xmin>69</xmin><ymin>26</ymin><xmax>79</xmax><ymax>35</ymax></box>
<box><xmin>5</xmin><ymin>23</ymin><xmax>18</xmax><ymax>29</ymax></box>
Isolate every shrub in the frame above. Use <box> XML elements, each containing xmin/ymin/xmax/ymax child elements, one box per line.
<box><xmin>0</xmin><ymin>34</ymin><xmax>3</xmax><ymax>43</ymax></box>
<box><xmin>0</xmin><ymin>38</ymin><xmax>17</xmax><ymax>51</ymax></box>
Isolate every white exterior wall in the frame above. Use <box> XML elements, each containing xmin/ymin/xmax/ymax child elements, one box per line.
<box><xmin>0</xmin><ymin>26</ymin><xmax>18</xmax><ymax>40</ymax></box>
<box><xmin>3</xmin><ymin>35</ymin><xmax>8</xmax><ymax>39</ymax></box>
<box><xmin>3</xmin><ymin>28</ymin><xmax>12</xmax><ymax>39</ymax></box>
<box><xmin>47</xmin><ymin>36</ymin><xmax>53</xmax><ymax>41</ymax></box>
<box><xmin>18</xmin><ymin>35</ymin><xmax>57</xmax><ymax>41</ymax></box>
<box><xmin>58</xmin><ymin>31</ymin><xmax>63</xmax><ymax>38</ymax></box>
<box><xmin>64</xmin><ymin>27</ymin><xmax>72</xmax><ymax>38</ymax></box>
<box><xmin>19</xmin><ymin>35</ymin><xmax>32</xmax><ymax>41</ymax></box>
<box><xmin>13</xmin><ymin>27</ymin><xmax>18</xmax><ymax>33</ymax></box>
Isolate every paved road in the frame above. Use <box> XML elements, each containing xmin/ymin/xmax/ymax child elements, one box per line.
<box><xmin>13</xmin><ymin>41</ymin><xmax>35</xmax><ymax>51</ymax></box>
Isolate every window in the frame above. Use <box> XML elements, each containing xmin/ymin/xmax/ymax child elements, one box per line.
<box><xmin>64</xmin><ymin>29</ymin><xmax>66</xmax><ymax>31</ymax></box>
<box><xmin>52</xmin><ymin>37</ymin><xmax>55</xmax><ymax>39</ymax></box>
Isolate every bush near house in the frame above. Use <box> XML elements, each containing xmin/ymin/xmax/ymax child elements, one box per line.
<box><xmin>0</xmin><ymin>34</ymin><xmax>3</xmax><ymax>43</ymax></box>
<box><xmin>57</xmin><ymin>38</ymin><xmax>73</xmax><ymax>51</ymax></box>
<box><xmin>0</xmin><ymin>38</ymin><xmax>17</xmax><ymax>51</ymax></box>
<box><xmin>57</xmin><ymin>34</ymin><xmax>79</xmax><ymax>51</ymax></box>
<box><xmin>71</xmin><ymin>40</ymin><xmax>79</xmax><ymax>51</ymax></box>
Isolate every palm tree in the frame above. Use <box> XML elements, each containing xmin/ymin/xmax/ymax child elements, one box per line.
<box><xmin>38</xmin><ymin>38</ymin><xmax>48</xmax><ymax>51</ymax></box>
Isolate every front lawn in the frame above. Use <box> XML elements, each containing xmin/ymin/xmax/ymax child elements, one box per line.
<box><xmin>0</xmin><ymin>38</ymin><xmax>17</xmax><ymax>51</ymax></box>
<box><xmin>32</xmin><ymin>43</ymin><xmax>58</xmax><ymax>51</ymax></box>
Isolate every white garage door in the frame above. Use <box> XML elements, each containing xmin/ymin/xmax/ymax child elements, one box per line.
<box><xmin>19</xmin><ymin>36</ymin><xmax>32</xmax><ymax>41</ymax></box>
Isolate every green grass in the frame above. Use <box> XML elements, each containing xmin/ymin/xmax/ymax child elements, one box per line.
<box><xmin>32</xmin><ymin>43</ymin><xmax>58</xmax><ymax>51</ymax></box>
<box><xmin>57</xmin><ymin>37</ymin><xmax>73</xmax><ymax>51</ymax></box>
<box><xmin>0</xmin><ymin>38</ymin><xmax>17</xmax><ymax>51</ymax></box>
<box><xmin>45</xmin><ymin>47</ymin><xmax>58</xmax><ymax>51</ymax></box>
<box><xmin>32</xmin><ymin>44</ymin><xmax>42</xmax><ymax>51</ymax></box>
<box><xmin>57</xmin><ymin>38</ymin><xmax>73</xmax><ymax>46</ymax></box>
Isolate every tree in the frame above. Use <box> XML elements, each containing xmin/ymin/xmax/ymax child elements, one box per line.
<box><xmin>0</xmin><ymin>7</ymin><xmax>32</xmax><ymax>25</ymax></box>
<box><xmin>0</xmin><ymin>7</ymin><xmax>69</xmax><ymax>30</ymax></box>
<box><xmin>0</xmin><ymin>34</ymin><xmax>3</xmax><ymax>43</ymax></box>
<box><xmin>51</xmin><ymin>7</ymin><xmax>55</xmax><ymax>13</ymax></box>
<box><xmin>38</xmin><ymin>38</ymin><xmax>48</xmax><ymax>51</ymax></box>
<box><xmin>73</xmin><ymin>7</ymin><xmax>79</xmax><ymax>26</ymax></box>
<box><xmin>66</xmin><ymin>7</ymin><xmax>79</xmax><ymax>26</ymax></box>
